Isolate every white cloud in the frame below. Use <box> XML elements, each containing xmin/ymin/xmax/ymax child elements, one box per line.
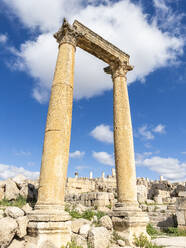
<box><xmin>153</xmin><ymin>124</ymin><xmax>166</xmax><ymax>133</ymax></box>
<box><xmin>92</xmin><ymin>151</ymin><xmax>114</xmax><ymax>166</ymax></box>
<box><xmin>153</xmin><ymin>0</ymin><xmax>168</xmax><ymax>11</ymax></box>
<box><xmin>0</xmin><ymin>163</ymin><xmax>39</xmax><ymax>180</ymax></box>
<box><xmin>0</xmin><ymin>34</ymin><xmax>8</xmax><ymax>44</ymax></box>
<box><xmin>14</xmin><ymin>150</ymin><xmax>31</xmax><ymax>156</ymax></box>
<box><xmin>75</xmin><ymin>165</ymin><xmax>90</xmax><ymax>171</ymax></box>
<box><xmin>138</xmin><ymin>125</ymin><xmax>154</xmax><ymax>140</ymax></box>
<box><xmin>181</xmin><ymin>152</ymin><xmax>186</xmax><ymax>155</ymax></box>
<box><xmin>70</xmin><ymin>150</ymin><xmax>85</xmax><ymax>158</ymax></box>
<box><xmin>4</xmin><ymin>0</ymin><xmax>185</xmax><ymax>103</ymax></box>
<box><xmin>138</xmin><ymin>123</ymin><xmax>166</xmax><ymax>140</ymax></box>
<box><xmin>2</xmin><ymin>0</ymin><xmax>82</xmax><ymax>33</ymax></box>
<box><xmin>136</xmin><ymin>153</ymin><xmax>186</xmax><ymax>181</ymax></box>
<box><xmin>90</xmin><ymin>124</ymin><xmax>113</xmax><ymax>143</ymax></box>
<box><xmin>27</xmin><ymin>162</ymin><xmax>35</xmax><ymax>166</ymax></box>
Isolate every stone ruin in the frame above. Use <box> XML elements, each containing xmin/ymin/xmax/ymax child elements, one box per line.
<box><xmin>0</xmin><ymin>173</ymin><xmax>186</xmax><ymax>247</ymax></box>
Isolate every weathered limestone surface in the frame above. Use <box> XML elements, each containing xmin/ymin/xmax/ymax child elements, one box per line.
<box><xmin>37</xmin><ymin>42</ymin><xmax>75</xmax><ymax>207</ymax></box>
<box><xmin>5</xmin><ymin>206</ymin><xmax>24</xmax><ymax>219</ymax></box>
<box><xmin>88</xmin><ymin>227</ymin><xmax>111</xmax><ymax>248</ymax></box>
<box><xmin>0</xmin><ymin>217</ymin><xmax>18</xmax><ymax>248</ymax></box>
<box><xmin>176</xmin><ymin>196</ymin><xmax>186</xmax><ymax>229</ymax></box>
<box><xmin>16</xmin><ymin>216</ymin><xmax>29</xmax><ymax>238</ymax></box>
<box><xmin>111</xmin><ymin>62</ymin><xmax>137</xmax><ymax>204</ymax></box>
<box><xmin>5</xmin><ymin>179</ymin><xmax>20</xmax><ymax>201</ymax></box>
<box><xmin>27</xmin><ymin>19</ymin><xmax>77</xmax><ymax>248</ymax></box>
<box><xmin>104</xmin><ymin>60</ymin><xmax>149</xmax><ymax>244</ymax></box>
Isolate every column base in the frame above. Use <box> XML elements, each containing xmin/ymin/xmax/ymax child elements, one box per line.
<box><xmin>111</xmin><ymin>202</ymin><xmax>150</xmax><ymax>246</ymax></box>
<box><xmin>27</xmin><ymin>204</ymin><xmax>71</xmax><ymax>248</ymax></box>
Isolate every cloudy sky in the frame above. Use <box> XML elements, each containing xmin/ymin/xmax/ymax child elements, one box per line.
<box><xmin>0</xmin><ymin>0</ymin><xmax>186</xmax><ymax>181</ymax></box>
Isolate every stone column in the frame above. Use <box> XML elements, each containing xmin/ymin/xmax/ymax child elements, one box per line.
<box><xmin>105</xmin><ymin>60</ymin><xmax>137</xmax><ymax>206</ymax></box>
<box><xmin>27</xmin><ymin>19</ymin><xmax>78</xmax><ymax>248</ymax></box>
<box><xmin>104</xmin><ymin>60</ymin><xmax>149</xmax><ymax>245</ymax></box>
<box><xmin>112</xmin><ymin>168</ymin><xmax>116</xmax><ymax>177</ymax></box>
<box><xmin>90</xmin><ymin>171</ymin><xmax>93</xmax><ymax>179</ymax></box>
<box><xmin>36</xmin><ymin>20</ymin><xmax>77</xmax><ymax>209</ymax></box>
<box><xmin>102</xmin><ymin>172</ymin><xmax>105</xmax><ymax>180</ymax></box>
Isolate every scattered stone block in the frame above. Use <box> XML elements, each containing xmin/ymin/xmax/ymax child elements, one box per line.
<box><xmin>0</xmin><ymin>209</ymin><xmax>4</xmax><ymax>219</ymax></box>
<box><xmin>99</xmin><ymin>215</ymin><xmax>113</xmax><ymax>230</ymax></box>
<box><xmin>146</xmin><ymin>199</ymin><xmax>155</xmax><ymax>204</ymax></box>
<box><xmin>8</xmin><ymin>239</ymin><xmax>25</xmax><ymax>248</ymax></box>
<box><xmin>88</xmin><ymin>227</ymin><xmax>110</xmax><ymax>248</ymax></box>
<box><xmin>0</xmin><ymin>187</ymin><xmax>4</xmax><ymax>201</ymax></box>
<box><xmin>71</xmin><ymin>218</ymin><xmax>90</xmax><ymax>233</ymax></box>
<box><xmin>12</xmin><ymin>175</ymin><xmax>27</xmax><ymax>189</ymax></box>
<box><xmin>79</xmin><ymin>224</ymin><xmax>91</xmax><ymax>238</ymax></box>
<box><xmin>4</xmin><ymin>179</ymin><xmax>19</xmax><ymax>201</ymax></box>
<box><xmin>22</xmin><ymin>203</ymin><xmax>32</xmax><ymax>214</ymax></box>
<box><xmin>0</xmin><ymin>217</ymin><xmax>17</xmax><ymax>248</ymax></box>
<box><xmin>154</xmin><ymin>196</ymin><xmax>163</xmax><ymax>204</ymax></box>
<box><xmin>16</xmin><ymin>215</ymin><xmax>29</xmax><ymax>238</ymax></box>
<box><xmin>117</xmin><ymin>239</ymin><xmax>126</xmax><ymax>246</ymax></box>
<box><xmin>176</xmin><ymin>197</ymin><xmax>186</xmax><ymax>227</ymax></box>
<box><xmin>178</xmin><ymin>191</ymin><xmax>186</xmax><ymax>197</ymax></box>
<box><xmin>72</xmin><ymin>233</ymin><xmax>88</xmax><ymax>248</ymax></box>
<box><xmin>5</xmin><ymin>206</ymin><xmax>24</xmax><ymax>219</ymax></box>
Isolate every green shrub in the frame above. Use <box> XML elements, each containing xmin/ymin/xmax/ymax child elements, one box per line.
<box><xmin>146</xmin><ymin>224</ymin><xmax>159</xmax><ymax>236</ymax></box>
<box><xmin>95</xmin><ymin>211</ymin><xmax>105</xmax><ymax>220</ymax></box>
<box><xmin>69</xmin><ymin>210</ymin><xmax>82</xmax><ymax>219</ymax></box>
<box><xmin>106</xmin><ymin>204</ymin><xmax>112</xmax><ymax>209</ymax></box>
<box><xmin>0</xmin><ymin>196</ymin><xmax>27</xmax><ymax>208</ymax></box>
<box><xmin>112</xmin><ymin>231</ymin><xmax>125</xmax><ymax>242</ymax></box>
<box><xmin>81</xmin><ymin>210</ymin><xmax>95</xmax><ymax>220</ymax></box>
<box><xmin>66</xmin><ymin>207</ymin><xmax>105</xmax><ymax>221</ymax></box>
<box><xmin>134</xmin><ymin>233</ymin><xmax>164</xmax><ymax>248</ymax></box>
<box><xmin>163</xmin><ymin>227</ymin><xmax>186</xmax><ymax>236</ymax></box>
<box><xmin>61</xmin><ymin>241</ymin><xmax>83</xmax><ymax>248</ymax></box>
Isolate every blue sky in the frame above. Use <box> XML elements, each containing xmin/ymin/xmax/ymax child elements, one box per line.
<box><xmin>0</xmin><ymin>0</ymin><xmax>186</xmax><ymax>181</ymax></box>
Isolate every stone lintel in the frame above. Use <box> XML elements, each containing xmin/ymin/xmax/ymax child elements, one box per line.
<box><xmin>73</xmin><ymin>20</ymin><xmax>130</xmax><ymax>64</ymax></box>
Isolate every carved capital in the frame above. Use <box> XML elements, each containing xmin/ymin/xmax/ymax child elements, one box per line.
<box><xmin>54</xmin><ymin>19</ymin><xmax>79</xmax><ymax>48</ymax></box>
<box><xmin>104</xmin><ymin>59</ymin><xmax>133</xmax><ymax>80</ymax></box>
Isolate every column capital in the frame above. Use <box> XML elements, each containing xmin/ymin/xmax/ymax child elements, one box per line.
<box><xmin>54</xmin><ymin>18</ymin><xmax>79</xmax><ymax>48</ymax></box>
<box><xmin>104</xmin><ymin>59</ymin><xmax>133</xmax><ymax>80</ymax></box>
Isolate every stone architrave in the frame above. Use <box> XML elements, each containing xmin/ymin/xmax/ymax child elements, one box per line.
<box><xmin>27</xmin><ymin>19</ymin><xmax>78</xmax><ymax>248</ymax></box>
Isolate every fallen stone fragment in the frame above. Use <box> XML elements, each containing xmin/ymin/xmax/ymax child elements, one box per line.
<box><xmin>8</xmin><ymin>238</ymin><xmax>25</xmax><ymax>248</ymax></box>
<box><xmin>88</xmin><ymin>227</ymin><xmax>110</xmax><ymax>248</ymax></box>
<box><xmin>5</xmin><ymin>206</ymin><xmax>24</xmax><ymax>218</ymax></box>
<box><xmin>4</xmin><ymin>179</ymin><xmax>19</xmax><ymax>201</ymax></box>
<box><xmin>22</xmin><ymin>203</ymin><xmax>32</xmax><ymax>214</ymax></box>
<box><xmin>0</xmin><ymin>217</ymin><xmax>18</xmax><ymax>248</ymax></box>
<box><xmin>71</xmin><ymin>218</ymin><xmax>90</xmax><ymax>233</ymax></box>
<box><xmin>117</xmin><ymin>239</ymin><xmax>126</xmax><ymax>247</ymax></box>
<box><xmin>72</xmin><ymin>233</ymin><xmax>88</xmax><ymax>248</ymax></box>
<box><xmin>79</xmin><ymin>223</ymin><xmax>91</xmax><ymax>238</ymax></box>
<box><xmin>99</xmin><ymin>215</ymin><xmax>113</xmax><ymax>230</ymax></box>
<box><xmin>16</xmin><ymin>215</ymin><xmax>29</xmax><ymax>238</ymax></box>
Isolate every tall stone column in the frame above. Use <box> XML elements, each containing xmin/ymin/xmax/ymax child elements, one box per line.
<box><xmin>104</xmin><ymin>60</ymin><xmax>149</xmax><ymax>245</ymax></box>
<box><xmin>27</xmin><ymin>19</ymin><xmax>78</xmax><ymax>248</ymax></box>
<box><xmin>37</xmin><ymin>20</ymin><xmax>76</xmax><ymax>210</ymax></box>
<box><xmin>112</xmin><ymin>62</ymin><xmax>137</xmax><ymax>205</ymax></box>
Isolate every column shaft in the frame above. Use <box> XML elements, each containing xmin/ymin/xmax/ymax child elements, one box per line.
<box><xmin>113</xmin><ymin>75</ymin><xmax>137</xmax><ymax>203</ymax></box>
<box><xmin>37</xmin><ymin>42</ymin><xmax>75</xmax><ymax>206</ymax></box>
